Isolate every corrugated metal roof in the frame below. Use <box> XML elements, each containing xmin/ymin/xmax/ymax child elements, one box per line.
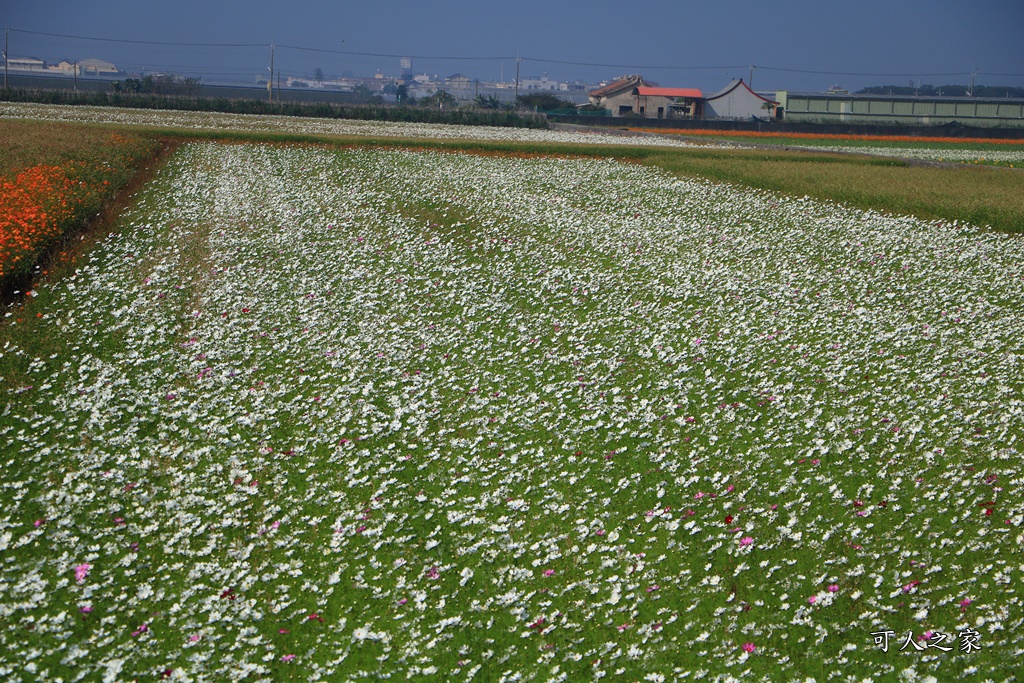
<box><xmin>637</xmin><ymin>87</ymin><xmax>702</xmax><ymax>99</ymax></box>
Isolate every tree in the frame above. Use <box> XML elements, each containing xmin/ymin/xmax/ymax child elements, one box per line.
<box><xmin>394</xmin><ymin>84</ymin><xmax>416</xmax><ymax>106</ymax></box>
<box><xmin>313</xmin><ymin>67</ymin><xmax>325</xmax><ymax>86</ymax></box>
<box><xmin>516</xmin><ymin>93</ymin><xmax>575</xmax><ymax>111</ymax></box>
<box><xmin>351</xmin><ymin>84</ymin><xmax>383</xmax><ymax>104</ymax></box>
<box><xmin>420</xmin><ymin>90</ymin><xmax>456</xmax><ymax>109</ymax></box>
<box><xmin>473</xmin><ymin>94</ymin><xmax>504</xmax><ymax>109</ymax></box>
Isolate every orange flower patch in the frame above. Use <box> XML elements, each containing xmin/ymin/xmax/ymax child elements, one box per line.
<box><xmin>0</xmin><ymin>165</ymin><xmax>76</xmax><ymax>280</ymax></box>
<box><xmin>0</xmin><ymin>132</ymin><xmax>160</xmax><ymax>284</ymax></box>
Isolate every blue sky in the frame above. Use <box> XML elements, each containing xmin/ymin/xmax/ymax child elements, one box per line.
<box><xmin>4</xmin><ymin>0</ymin><xmax>1023</xmax><ymax>92</ymax></box>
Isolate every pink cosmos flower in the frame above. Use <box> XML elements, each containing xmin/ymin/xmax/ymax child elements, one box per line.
<box><xmin>74</xmin><ymin>563</ymin><xmax>91</xmax><ymax>583</ymax></box>
<box><xmin>742</xmin><ymin>642</ymin><xmax>756</xmax><ymax>653</ymax></box>
<box><xmin>739</xmin><ymin>536</ymin><xmax>754</xmax><ymax>546</ymax></box>
<box><xmin>808</xmin><ymin>595</ymin><xmax>818</xmax><ymax>604</ymax></box>
<box><xmin>828</xmin><ymin>584</ymin><xmax>839</xmax><ymax>593</ymax></box>
<box><xmin>281</xmin><ymin>654</ymin><xmax>296</xmax><ymax>663</ymax></box>
<box><xmin>543</xmin><ymin>569</ymin><xmax>556</xmax><ymax>577</ymax></box>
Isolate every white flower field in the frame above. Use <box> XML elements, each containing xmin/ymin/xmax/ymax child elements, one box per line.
<box><xmin>1</xmin><ymin>132</ymin><xmax>1022</xmax><ymax>681</ymax></box>
<box><xmin>0</xmin><ymin>102</ymin><xmax>718</xmax><ymax>148</ymax></box>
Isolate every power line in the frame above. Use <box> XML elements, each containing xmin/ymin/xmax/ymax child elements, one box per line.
<box><xmin>9</xmin><ymin>28</ymin><xmax>265</xmax><ymax>48</ymax></box>
<box><xmin>521</xmin><ymin>56</ymin><xmax>746</xmax><ymax>71</ymax></box>
<box><xmin>756</xmin><ymin>66</ymin><xmax>976</xmax><ymax>78</ymax></box>
<box><xmin>7</xmin><ymin>27</ymin><xmax>1024</xmax><ymax>81</ymax></box>
<box><xmin>276</xmin><ymin>44</ymin><xmax>508</xmax><ymax>61</ymax></box>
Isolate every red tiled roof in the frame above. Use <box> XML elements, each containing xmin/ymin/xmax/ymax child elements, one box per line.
<box><xmin>636</xmin><ymin>87</ymin><xmax>703</xmax><ymax>99</ymax></box>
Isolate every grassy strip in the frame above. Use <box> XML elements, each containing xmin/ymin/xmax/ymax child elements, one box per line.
<box><xmin>638</xmin><ymin>148</ymin><xmax>1024</xmax><ymax>233</ymax></box>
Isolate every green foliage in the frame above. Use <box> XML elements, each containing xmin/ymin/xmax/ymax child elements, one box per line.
<box><xmin>515</xmin><ymin>92</ymin><xmax>577</xmax><ymax>111</ymax></box>
<box><xmin>473</xmin><ymin>94</ymin><xmax>506</xmax><ymax>110</ymax></box>
<box><xmin>351</xmin><ymin>84</ymin><xmax>384</xmax><ymax>105</ymax></box>
<box><xmin>110</xmin><ymin>74</ymin><xmax>201</xmax><ymax>96</ymax></box>
<box><xmin>418</xmin><ymin>89</ymin><xmax>457</xmax><ymax>109</ymax></box>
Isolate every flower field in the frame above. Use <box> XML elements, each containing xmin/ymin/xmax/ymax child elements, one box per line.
<box><xmin>0</xmin><ymin>102</ymin><xmax>716</xmax><ymax>149</ymax></box>
<box><xmin>1</xmin><ymin>140</ymin><xmax>1022</xmax><ymax>681</ymax></box>
<box><xmin>0</xmin><ymin>126</ymin><xmax>160</xmax><ymax>286</ymax></box>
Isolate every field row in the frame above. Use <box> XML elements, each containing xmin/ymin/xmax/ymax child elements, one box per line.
<box><xmin>0</xmin><ymin>102</ymin><xmax>722</xmax><ymax>149</ymax></box>
<box><xmin>1</xmin><ymin>142</ymin><xmax>1021</xmax><ymax>680</ymax></box>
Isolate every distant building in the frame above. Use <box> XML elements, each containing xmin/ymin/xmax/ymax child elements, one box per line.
<box><xmin>51</xmin><ymin>58</ymin><xmax>119</xmax><ymax>75</ymax></box>
<box><xmin>589</xmin><ymin>76</ymin><xmax>702</xmax><ymax>119</ymax></box>
<box><xmin>776</xmin><ymin>91</ymin><xmax>1024</xmax><ymax>128</ymax></box>
<box><xmin>589</xmin><ymin>76</ymin><xmax>785</xmax><ymax>120</ymax></box>
<box><xmin>588</xmin><ymin>75</ymin><xmax>653</xmax><ymax>115</ymax></box>
<box><xmin>634</xmin><ymin>86</ymin><xmax>703</xmax><ymax>119</ymax></box>
<box><xmin>446</xmin><ymin>73</ymin><xmax>473</xmax><ymax>89</ymax></box>
<box><xmin>519</xmin><ymin>73</ymin><xmax>560</xmax><ymax>91</ymax></box>
<box><xmin>5</xmin><ymin>56</ymin><xmax>46</xmax><ymax>71</ymax></box>
<box><xmin>78</xmin><ymin>58</ymin><xmax>118</xmax><ymax>75</ymax></box>
<box><xmin>702</xmin><ymin>79</ymin><xmax>777</xmax><ymax>120</ymax></box>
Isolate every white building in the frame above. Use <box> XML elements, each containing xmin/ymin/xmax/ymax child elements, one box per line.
<box><xmin>519</xmin><ymin>73</ymin><xmax>561</xmax><ymax>91</ymax></box>
<box><xmin>4</xmin><ymin>56</ymin><xmax>46</xmax><ymax>71</ymax></box>
<box><xmin>702</xmin><ymin>79</ymin><xmax>778</xmax><ymax>120</ymax></box>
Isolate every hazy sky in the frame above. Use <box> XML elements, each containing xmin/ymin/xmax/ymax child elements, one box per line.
<box><xmin>4</xmin><ymin>0</ymin><xmax>1023</xmax><ymax>92</ymax></box>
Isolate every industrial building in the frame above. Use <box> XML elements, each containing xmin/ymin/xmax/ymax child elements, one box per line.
<box><xmin>776</xmin><ymin>91</ymin><xmax>1024</xmax><ymax>128</ymax></box>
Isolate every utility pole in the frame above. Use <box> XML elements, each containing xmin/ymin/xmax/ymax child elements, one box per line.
<box><xmin>73</xmin><ymin>61</ymin><xmax>78</xmax><ymax>91</ymax></box>
<box><xmin>4</xmin><ymin>29</ymin><xmax>8</xmax><ymax>89</ymax></box>
<box><xmin>514</xmin><ymin>53</ymin><xmax>520</xmax><ymax>107</ymax></box>
<box><xmin>749</xmin><ymin>63</ymin><xmax>755</xmax><ymax>89</ymax></box>
<box><xmin>268</xmin><ymin>42</ymin><xmax>275</xmax><ymax>102</ymax></box>
<box><xmin>969</xmin><ymin>68</ymin><xmax>978</xmax><ymax>97</ymax></box>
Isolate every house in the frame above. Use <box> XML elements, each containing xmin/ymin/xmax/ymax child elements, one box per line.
<box><xmin>634</xmin><ymin>86</ymin><xmax>703</xmax><ymax>119</ymax></box>
<box><xmin>589</xmin><ymin>76</ymin><xmax>702</xmax><ymax>119</ymax></box>
<box><xmin>588</xmin><ymin>75</ymin><xmax>652</xmax><ymax>115</ymax></box>
<box><xmin>702</xmin><ymin>79</ymin><xmax>778</xmax><ymax>120</ymax></box>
